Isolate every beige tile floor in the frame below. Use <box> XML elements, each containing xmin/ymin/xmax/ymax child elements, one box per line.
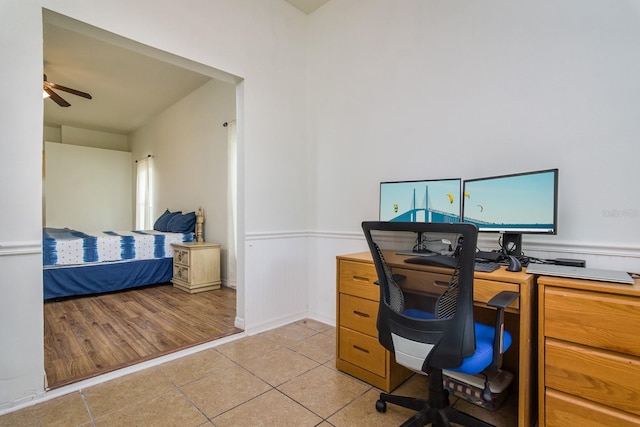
<box><xmin>0</xmin><ymin>319</ymin><xmax>516</xmax><ymax>426</ymax></box>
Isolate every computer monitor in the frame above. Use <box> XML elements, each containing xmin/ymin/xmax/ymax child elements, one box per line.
<box><xmin>379</xmin><ymin>178</ymin><xmax>462</xmax><ymax>223</ymax></box>
<box><xmin>462</xmin><ymin>169</ymin><xmax>558</xmax><ymax>255</ymax></box>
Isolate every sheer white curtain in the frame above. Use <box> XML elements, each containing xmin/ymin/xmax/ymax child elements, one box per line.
<box><xmin>226</xmin><ymin>121</ymin><xmax>237</xmax><ymax>288</ymax></box>
<box><xmin>135</xmin><ymin>156</ymin><xmax>154</xmax><ymax>230</ymax></box>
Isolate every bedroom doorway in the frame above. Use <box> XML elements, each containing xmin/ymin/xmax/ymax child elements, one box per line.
<box><xmin>42</xmin><ymin>10</ymin><xmax>243</xmax><ymax>388</ymax></box>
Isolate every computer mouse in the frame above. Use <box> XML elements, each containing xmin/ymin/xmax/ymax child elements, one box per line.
<box><xmin>506</xmin><ymin>255</ymin><xmax>522</xmax><ymax>272</ymax></box>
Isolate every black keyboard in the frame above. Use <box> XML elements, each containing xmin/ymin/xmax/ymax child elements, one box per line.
<box><xmin>474</xmin><ymin>262</ymin><xmax>500</xmax><ymax>272</ymax></box>
<box><xmin>405</xmin><ymin>255</ymin><xmax>501</xmax><ymax>273</ymax></box>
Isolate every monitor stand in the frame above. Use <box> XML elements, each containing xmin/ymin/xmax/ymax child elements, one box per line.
<box><xmin>414</xmin><ymin>232</ymin><xmax>434</xmax><ymax>254</ymax></box>
<box><xmin>501</xmin><ymin>233</ymin><xmax>522</xmax><ymax>256</ymax></box>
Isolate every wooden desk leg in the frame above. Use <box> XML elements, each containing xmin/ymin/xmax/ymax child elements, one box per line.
<box><xmin>517</xmin><ymin>279</ymin><xmax>536</xmax><ymax>427</ymax></box>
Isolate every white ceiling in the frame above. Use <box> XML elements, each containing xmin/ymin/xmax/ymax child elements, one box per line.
<box><xmin>43</xmin><ymin>1</ymin><xmax>330</xmax><ymax>136</ymax></box>
<box><xmin>43</xmin><ymin>21</ymin><xmax>213</xmax><ymax>135</ymax></box>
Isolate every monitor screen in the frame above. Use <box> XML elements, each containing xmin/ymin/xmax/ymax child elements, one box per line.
<box><xmin>379</xmin><ymin>178</ymin><xmax>462</xmax><ymax>223</ymax></box>
<box><xmin>462</xmin><ymin>169</ymin><xmax>558</xmax><ymax>234</ymax></box>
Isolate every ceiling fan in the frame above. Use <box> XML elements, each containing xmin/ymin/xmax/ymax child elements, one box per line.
<box><xmin>43</xmin><ymin>74</ymin><xmax>92</xmax><ymax>107</ymax></box>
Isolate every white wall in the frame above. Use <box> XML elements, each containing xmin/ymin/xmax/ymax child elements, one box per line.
<box><xmin>130</xmin><ymin>78</ymin><xmax>235</xmax><ymax>280</ymax></box>
<box><xmin>60</xmin><ymin>126</ymin><xmax>128</xmax><ymax>151</ymax></box>
<box><xmin>44</xmin><ymin>142</ymin><xmax>133</xmax><ymax>231</ymax></box>
<box><xmin>1</xmin><ymin>0</ymin><xmax>50</xmax><ymax>408</ymax></box>
<box><xmin>306</xmin><ymin>0</ymin><xmax>640</xmax><ymax>276</ymax></box>
<box><xmin>0</xmin><ymin>0</ymin><xmax>309</xmax><ymax>409</ymax></box>
<box><xmin>43</xmin><ymin>125</ymin><xmax>61</xmax><ymax>143</ymax></box>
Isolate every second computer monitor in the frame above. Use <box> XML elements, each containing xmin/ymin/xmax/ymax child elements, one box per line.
<box><xmin>462</xmin><ymin>168</ymin><xmax>558</xmax><ymax>254</ymax></box>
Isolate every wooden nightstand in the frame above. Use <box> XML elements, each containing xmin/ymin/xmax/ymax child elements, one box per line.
<box><xmin>171</xmin><ymin>242</ymin><xmax>221</xmax><ymax>293</ymax></box>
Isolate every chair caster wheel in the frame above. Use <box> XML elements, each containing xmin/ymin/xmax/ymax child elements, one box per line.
<box><xmin>375</xmin><ymin>399</ymin><xmax>387</xmax><ymax>413</ymax></box>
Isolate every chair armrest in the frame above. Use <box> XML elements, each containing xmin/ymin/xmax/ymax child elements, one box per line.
<box><xmin>486</xmin><ymin>291</ymin><xmax>520</xmax><ymax>372</ymax></box>
<box><xmin>487</xmin><ymin>291</ymin><xmax>519</xmax><ymax>310</ymax></box>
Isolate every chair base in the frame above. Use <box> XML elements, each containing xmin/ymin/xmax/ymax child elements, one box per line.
<box><xmin>376</xmin><ymin>370</ymin><xmax>494</xmax><ymax>427</ymax></box>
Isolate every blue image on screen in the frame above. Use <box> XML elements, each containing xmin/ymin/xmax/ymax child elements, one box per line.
<box><xmin>379</xmin><ymin>179</ymin><xmax>461</xmax><ymax>223</ymax></box>
<box><xmin>462</xmin><ymin>169</ymin><xmax>558</xmax><ymax>233</ymax></box>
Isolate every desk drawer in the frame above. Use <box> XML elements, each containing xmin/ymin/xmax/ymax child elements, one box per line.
<box><xmin>544</xmin><ymin>287</ymin><xmax>640</xmax><ymax>357</ymax></box>
<box><xmin>474</xmin><ymin>279</ymin><xmax>519</xmax><ymax>310</ymax></box>
<box><xmin>545</xmin><ymin>339</ymin><xmax>640</xmax><ymax>415</ymax></box>
<box><xmin>545</xmin><ymin>389</ymin><xmax>640</xmax><ymax>427</ymax></box>
<box><xmin>339</xmin><ymin>327</ymin><xmax>386</xmax><ymax>377</ymax></box>
<box><xmin>340</xmin><ymin>293</ymin><xmax>378</xmax><ymax>337</ymax></box>
<box><xmin>392</xmin><ymin>268</ymin><xmax>451</xmax><ymax>297</ymax></box>
<box><xmin>338</xmin><ymin>260</ymin><xmax>379</xmax><ymax>300</ymax></box>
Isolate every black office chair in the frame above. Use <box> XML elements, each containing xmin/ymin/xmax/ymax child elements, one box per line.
<box><xmin>362</xmin><ymin>221</ymin><xmax>519</xmax><ymax>427</ymax></box>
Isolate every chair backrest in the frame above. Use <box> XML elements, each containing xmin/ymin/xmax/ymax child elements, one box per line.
<box><xmin>361</xmin><ymin>221</ymin><xmax>478</xmax><ymax>372</ymax></box>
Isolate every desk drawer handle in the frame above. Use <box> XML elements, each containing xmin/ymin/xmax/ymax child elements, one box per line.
<box><xmin>353</xmin><ymin>275</ymin><xmax>370</xmax><ymax>283</ymax></box>
<box><xmin>353</xmin><ymin>310</ymin><xmax>370</xmax><ymax>318</ymax></box>
<box><xmin>353</xmin><ymin>345</ymin><xmax>370</xmax><ymax>354</ymax></box>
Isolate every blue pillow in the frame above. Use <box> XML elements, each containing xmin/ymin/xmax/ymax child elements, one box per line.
<box><xmin>167</xmin><ymin>211</ymin><xmax>196</xmax><ymax>233</ymax></box>
<box><xmin>153</xmin><ymin>210</ymin><xmax>172</xmax><ymax>231</ymax></box>
<box><xmin>154</xmin><ymin>210</ymin><xmax>181</xmax><ymax>232</ymax></box>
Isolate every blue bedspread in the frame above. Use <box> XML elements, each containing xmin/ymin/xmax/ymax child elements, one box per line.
<box><xmin>42</xmin><ymin>228</ymin><xmax>195</xmax><ymax>299</ymax></box>
<box><xmin>43</xmin><ymin>228</ymin><xmax>194</xmax><ymax>267</ymax></box>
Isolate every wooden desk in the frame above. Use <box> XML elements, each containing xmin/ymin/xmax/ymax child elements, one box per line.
<box><xmin>538</xmin><ymin>275</ymin><xmax>640</xmax><ymax>426</ymax></box>
<box><xmin>336</xmin><ymin>251</ymin><xmax>536</xmax><ymax>427</ymax></box>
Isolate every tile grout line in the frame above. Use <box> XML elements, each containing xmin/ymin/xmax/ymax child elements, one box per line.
<box><xmin>79</xmin><ymin>390</ymin><xmax>97</xmax><ymax>427</ymax></box>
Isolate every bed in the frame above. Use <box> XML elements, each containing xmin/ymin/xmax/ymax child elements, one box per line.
<box><xmin>43</xmin><ymin>209</ymin><xmax>203</xmax><ymax>300</ymax></box>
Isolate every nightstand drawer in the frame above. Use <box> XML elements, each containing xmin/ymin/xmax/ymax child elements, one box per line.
<box><xmin>338</xmin><ymin>260</ymin><xmax>379</xmax><ymax>301</ymax></box>
<box><xmin>173</xmin><ymin>248</ymin><xmax>190</xmax><ymax>266</ymax></box>
<box><xmin>340</xmin><ymin>293</ymin><xmax>378</xmax><ymax>337</ymax></box>
<box><xmin>173</xmin><ymin>264</ymin><xmax>190</xmax><ymax>282</ymax></box>
<box><xmin>544</xmin><ymin>287</ymin><xmax>640</xmax><ymax>356</ymax></box>
<box><xmin>339</xmin><ymin>327</ymin><xmax>386</xmax><ymax>377</ymax></box>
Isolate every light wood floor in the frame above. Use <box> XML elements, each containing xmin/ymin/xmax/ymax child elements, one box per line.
<box><xmin>44</xmin><ymin>283</ymin><xmax>241</xmax><ymax>389</ymax></box>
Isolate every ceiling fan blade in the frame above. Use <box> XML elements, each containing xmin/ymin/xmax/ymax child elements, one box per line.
<box><xmin>44</xmin><ymin>87</ymin><xmax>71</xmax><ymax>107</ymax></box>
<box><xmin>48</xmin><ymin>82</ymin><xmax>92</xmax><ymax>100</ymax></box>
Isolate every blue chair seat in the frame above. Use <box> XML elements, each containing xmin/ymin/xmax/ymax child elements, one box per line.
<box><xmin>402</xmin><ymin>308</ymin><xmax>512</xmax><ymax>375</ymax></box>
